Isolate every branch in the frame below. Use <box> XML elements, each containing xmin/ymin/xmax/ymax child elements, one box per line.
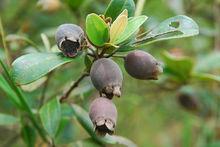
<box><xmin>60</xmin><ymin>72</ymin><xmax>89</xmax><ymax>102</ymax></box>
<box><xmin>0</xmin><ymin>17</ymin><xmax>11</xmax><ymax>65</ymax></box>
<box><xmin>112</xmin><ymin>54</ymin><xmax>126</xmax><ymax>59</ymax></box>
<box><xmin>135</xmin><ymin>0</ymin><xmax>146</xmax><ymax>16</ymax></box>
<box><xmin>105</xmin><ymin>49</ymin><xmax>118</xmax><ymax>58</ymax></box>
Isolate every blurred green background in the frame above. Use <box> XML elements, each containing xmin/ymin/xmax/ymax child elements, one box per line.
<box><xmin>1</xmin><ymin>0</ymin><xmax>220</xmax><ymax>147</ymax></box>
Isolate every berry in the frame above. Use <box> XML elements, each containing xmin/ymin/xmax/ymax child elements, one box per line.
<box><xmin>89</xmin><ymin>97</ymin><xmax>117</xmax><ymax>136</ymax></box>
<box><xmin>90</xmin><ymin>58</ymin><xmax>123</xmax><ymax>98</ymax></box>
<box><xmin>124</xmin><ymin>50</ymin><xmax>163</xmax><ymax>80</ymax></box>
<box><xmin>178</xmin><ymin>92</ymin><xmax>199</xmax><ymax>111</ymax></box>
<box><xmin>55</xmin><ymin>24</ymin><xmax>85</xmax><ymax>57</ymax></box>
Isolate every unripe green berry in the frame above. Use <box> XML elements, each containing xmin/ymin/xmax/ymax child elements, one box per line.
<box><xmin>55</xmin><ymin>24</ymin><xmax>85</xmax><ymax>57</ymax></box>
<box><xmin>90</xmin><ymin>58</ymin><xmax>123</xmax><ymax>98</ymax></box>
<box><xmin>124</xmin><ymin>50</ymin><xmax>163</xmax><ymax>80</ymax></box>
<box><xmin>89</xmin><ymin>97</ymin><xmax>117</xmax><ymax>136</ymax></box>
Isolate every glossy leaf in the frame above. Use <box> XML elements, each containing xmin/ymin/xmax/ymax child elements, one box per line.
<box><xmin>72</xmin><ymin>138</ymin><xmax>103</xmax><ymax>147</ymax></box>
<box><xmin>162</xmin><ymin>51</ymin><xmax>194</xmax><ymax>83</ymax></box>
<box><xmin>0</xmin><ymin>113</ymin><xmax>19</xmax><ymax>125</ymax></box>
<box><xmin>195</xmin><ymin>52</ymin><xmax>220</xmax><ymax>72</ymax></box>
<box><xmin>134</xmin><ymin>15</ymin><xmax>199</xmax><ymax>46</ymax></box>
<box><xmin>11</xmin><ymin>52</ymin><xmax>74</xmax><ymax>85</ymax></box>
<box><xmin>104</xmin><ymin>135</ymin><xmax>137</xmax><ymax>147</ymax></box>
<box><xmin>115</xmin><ymin>15</ymin><xmax>148</xmax><ymax>44</ymax></box>
<box><xmin>20</xmin><ymin>76</ymin><xmax>47</xmax><ymax>92</ymax></box>
<box><xmin>117</xmin><ymin>44</ymin><xmax>135</xmax><ymax>52</ymax></box>
<box><xmin>55</xmin><ymin>118</ymin><xmax>75</xmax><ymax>144</ymax></box>
<box><xmin>86</xmin><ymin>13</ymin><xmax>109</xmax><ymax>46</ymax></box>
<box><xmin>192</xmin><ymin>72</ymin><xmax>220</xmax><ymax>83</ymax></box>
<box><xmin>110</xmin><ymin>10</ymin><xmax>128</xmax><ymax>43</ymax></box>
<box><xmin>71</xmin><ymin>104</ymin><xmax>95</xmax><ymax>138</ymax></box>
<box><xmin>105</xmin><ymin>0</ymin><xmax>135</xmax><ymax>20</ymax></box>
<box><xmin>39</xmin><ymin>98</ymin><xmax>61</xmax><ymax>138</ymax></box>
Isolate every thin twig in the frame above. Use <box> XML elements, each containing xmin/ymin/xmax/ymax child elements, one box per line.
<box><xmin>60</xmin><ymin>72</ymin><xmax>89</xmax><ymax>102</ymax></box>
<box><xmin>112</xmin><ymin>54</ymin><xmax>126</xmax><ymax>59</ymax></box>
<box><xmin>0</xmin><ymin>16</ymin><xmax>11</xmax><ymax>65</ymax></box>
<box><xmin>135</xmin><ymin>0</ymin><xmax>146</xmax><ymax>16</ymax></box>
<box><xmin>105</xmin><ymin>49</ymin><xmax>118</xmax><ymax>58</ymax></box>
<box><xmin>19</xmin><ymin>36</ymin><xmax>41</xmax><ymax>52</ymax></box>
<box><xmin>85</xmin><ymin>42</ymin><xmax>99</xmax><ymax>59</ymax></box>
<box><xmin>88</xmin><ymin>47</ymin><xmax>99</xmax><ymax>59</ymax></box>
<box><xmin>87</xmin><ymin>52</ymin><xmax>96</xmax><ymax>58</ymax></box>
<box><xmin>39</xmin><ymin>72</ymin><xmax>53</xmax><ymax>108</ymax></box>
<box><xmin>99</xmin><ymin>47</ymin><xmax>107</xmax><ymax>58</ymax></box>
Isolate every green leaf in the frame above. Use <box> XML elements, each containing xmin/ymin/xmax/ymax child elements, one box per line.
<box><xmin>11</xmin><ymin>52</ymin><xmax>74</xmax><ymax>85</ymax></box>
<box><xmin>71</xmin><ymin>104</ymin><xmax>137</xmax><ymax>147</ymax></box>
<box><xmin>71</xmin><ymin>104</ymin><xmax>95</xmax><ymax>138</ymax></box>
<box><xmin>0</xmin><ymin>113</ymin><xmax>19</xmax><ymax>125</ymax></box>
<box><xmin>41</xmin><ymin>33</ymin><xmax>51</xmax><ymax>51</ymax></box>
<box><xmin>21</xmin><ymin>124</ymin><xmax>36</xmax><ymax>147</ymax></box>
<box><xmin>0</xmin><ymin>49</ymin><xmax>5</xmax><ymax>60</ymax></box>
<box><xmin>0</xmin><ymin>75</ymin><xmax>22</xmax><ymax>108</ymax></box>
<box><xmin>134</xmin><ymin>15</ymin><xmax>199</xmax><ymax>46</ymax></box>
<box><xmin>105</xmin><ymin>0</ymin><xmax>135</xmax><ymax>21</ymax></box>
<box><xmin>115</xmin><ymin>15</ymin><xmax>148</xmax><ymax>44</ymax></box>
<box><xmin>86</xmin><ymin>13</ymin><xmax>109</xmax><ymax>46</ymax></box>
<box><xmin>84</xmin><ymin>55</ymin><xmax>92</xmax><ymax>72</ymax></box>
<box><xmin>0</xmin><ymin>59</ymin><xmax>48</xmax><ymax>142</ymax></box>
<box><xmin>103</xmin><ymin>135</ymin><xmax>137</xmax><ymax>147</ymax></box>
<box><xmin>207</xmin><ymin>141</ymin><xmax>220</xmax><ymax>147</ymax></box>
<box><xmin>39</xmin><ymin>98</ymin><xmax>61</xmax><ymax>138</ymax></box>
<box><xmin>192</xmin><ymin>72</ymin><xmax>220</xmax><ymax>83</ymax></box>
<box><xmin>161</xmin><ymin>51</ymin><xmax>194</xmax><ymax>83</ymax></box>
<box><xmin>64</xmin><ymin>0</ymin><xmax>85</xmax><ymax>10</ymax></box>
<box><xmin>20</xmin><ymin>76</ymin><xmax>47</xmax><ymax>92</ymax></box>
<box><xmin>117</xmin><ymin>44</ymin><xmax>134</xmax><ymax>52</ymax></box>
<box><xmin>195</xmin><ymin>52</ymin><xmax>220</xmax><ymax>72</ymax></box>
<box><xmin>72</xmin><ymin>138</ymin><xmax>103</xmax><ymax>147</ymax></box>
<box><xmin>55</xmin><ymin>118</ymin><xmax>75</xmax><ymax>144</ymax></box>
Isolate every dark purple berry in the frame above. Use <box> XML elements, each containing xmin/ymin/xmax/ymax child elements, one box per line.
<box><xmin>89</xmin><ymin>97</ymin><xmax>117</xmax><ymax>136</ymax></box>
<box><xmin>178</xmin><ymin>92</ymin><xmax>199</xmax><ymax>112</ymax></box>
<box><xmin>55</xmin><ymin>24</ymin><xmax>85</xmax><ymax>57</ymax></box>
<box><xmin>124</xmin><ymin>50</ymin><xmax>163</xmax><ymax>80</ymax></box>
<box><xmin>90</xmin><ymin>58</ymin><xmax>123</xmax><ymax>98</ymax></box>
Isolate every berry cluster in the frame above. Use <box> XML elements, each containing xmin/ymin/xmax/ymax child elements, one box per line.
<box><xmin>55</xmin><ymin>23</ymin><xmax>163</xmax><ymax>136</ymax></box>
